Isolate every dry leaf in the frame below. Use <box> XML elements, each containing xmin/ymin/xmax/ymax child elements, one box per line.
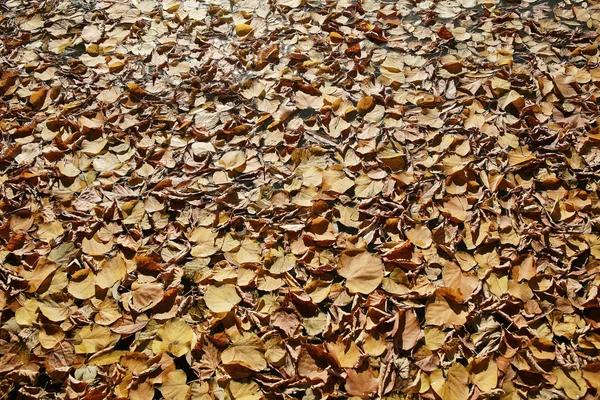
<box><xmin>203</xmin><ymin>284</ymin><xmax>241</xmax><ymax>313</ymax></box>
<box><xmin>425</xmin><ymin>292</ymin><xmax>468</xmax><ymax>327</ymax></box>
<box><xmin>337</xmin><ymin>251</ymin><xmax>384</xmax><ymax>294</ymax></box>
<box><xmin>431</xmin><ymin>362</ymin><xmax>470</xmax><ymax>400</ymax></box>
<box><xmin>152</xmin><ymin>318</ymin><xmax>195</xmax><ymax>357</ymax></box>
<box><xmin>222</xmin><ymin>332</ymin><xmax>267</xmax><ymax>372</ymax></box>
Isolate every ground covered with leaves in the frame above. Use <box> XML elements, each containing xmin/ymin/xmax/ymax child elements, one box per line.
<box><xmin>1</xmin><ymin>0</ymin><xmax>600</xmax><ymax>398</ymax></box>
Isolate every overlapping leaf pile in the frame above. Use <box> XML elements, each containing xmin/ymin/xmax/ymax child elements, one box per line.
<box><xmin>1</xmin><ymin>0</ymin><xmax>600</xmax><ymax>398</ymax></box>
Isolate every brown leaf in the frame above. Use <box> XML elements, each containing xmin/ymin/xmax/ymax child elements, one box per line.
<box><xmin>337</xmin><ymin>251</ymin><xmax>384</xmax><ymax>294</ymax></box>
<box><xmin>357</xmin><ymin>96</ymin><xmax>375</xmax><ymax>115</ymax></box>
<box><xmin>425</xmin><ymin>292</ymin><xmax>468</xmax><ymax>327</ymax></box>
<box><xmin>345</xmin><ymin>367</ymin><xmax>378</xmax><ymax>398</ymax></box>
<box><xmin>29</xmin><ymin>88</ymin><xmax>48</xmax><ymax>109</ymax></box>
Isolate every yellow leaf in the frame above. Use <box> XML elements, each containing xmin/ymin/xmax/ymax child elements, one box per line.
<box><xmin>469</xmin><ymin>357</ymin><xmax>498</xmax><ymax>392</ymax></box>
<box><xmin>82</xmin><ymin>236</ymin><xmax>113</xmax><ymax>256</ymax></box>
<box><xmin>160</xmin><ymin>370</ymin><xmax>190</xmax><ymax>400</ymax></box>
<box><xmin>38</xmin><ymin>299</ymin><xmax>70</xmax><ymax>322</ymax></box>
<box><xmin>345</xmin><ymin>367</ymin><xmax>378</xmax><ymax>397</ymax></box>
<box><xmin>512</xmin><ymin>255</ymin><xmax>536</xmax><ymax>282</ymax></box>
<box><xmin>268</xmin><ymin>252</ymin><xmax>296</xmax><ymax>275</ymax></box>
<box><xmin>95</xmin><ymin>254</ymin><xmax>127</xmax><ymax>289</ymax></box>
<box><xmin>295</xmin><ymin>91</ymin><xmax>324</xmax><ymax>110</ymax></box>
<box><xmin>362</xmin><ymin>331</ymin><xmax>387</xmax><ymax>356</ymax></box>
<box><xmin>585</xmin><ymin>234</ymin><xmax>600</xmax><ymax>258</ymax></box>
<box><xmin>337</xmin><ymin>251</ymin><xmax>384</xmax><ymax>294</ymax></box>
<box><xmin>424</xmin><ymin>327</ymin><xmax>446</xmax><ymax>351</ymax></box>
<box><xmin>219</xmin><ymin>151</ymin><xmax>246</xmax><ymax>172</ymax></box>
<box><xmin>406</xmin><ymin>225</ymin><xmax>433</xmax><ymax>248</ymax></box>
<box><xmin>325</xmin><ymin>336</ymin><xmax>362</xmax><ymax>368</ymax></box>
<box><xmin>222</xmin><ymin>332</ymin><xmax>267</xmax><ymax>372</ymax></box>
<box><xmin>500</xmin><ymin>90</ymin><xmax>524</xmax><ymax>111</ymax></box>
<box><xmin>37</xmin><ymin>221</ymin><xmax>65</xmax><ymax>241</ymax></box>
<box><xmin>400</xmin><ymin>309</ymin><xmax>422</xmax><ymax>350</ymax></box>
<box><xmin>442</xmin><ymin>154</ymin><xmax>474</xmax><ymax>175</ymax></box>
<box><xmin>235</xmin><ymin>24</ymin><xmax>253</xmax><ymax>37</ymax></box>
<box><xmin>431</xmin><ymin>362</ymin><xmax>470</xmax><ymax>400</ymax></box>
<box><xmin>440</xmin><ymin>197</ymin><xmax>470</xmax><ymax>222</ymax></box>
<box><xmin>228</xmin><ymin>380</ymin><xmax>263</xmax><ymax>400</ymax></box>
<box><xmin>152</xmin><ymin>318</ymin><xmax>195</xmax><ymax>357</ymax></box>
<box><xmin>300</xmin><ymin>166</ymin><xmax>323</xmax><ymax>188</ymax></box>
<box><xmin>304</xmin><ymin>280</ymin><xmax>331</xmax><ymax>303</ymax></box>
<box><xmin>204</xmin><ymin>284</ymin><xmax>241</xmax><ymax>313</ymax></box>
<box><xmin>463</xmin><ymin>220</ymin><xmax>489</xmax><ymax>250</ymax></box>
<box><xmin>486</xmin><ymin>273</ymin><xmax>508</xmax><ymax>298</ymax></box>
<box><xmin>354</xmin><ymin>174</ymin><xmax>383</xmax><ymax>198</ymax></box>
<box><xmin>234</xmin><ymin>238</ymin><xmax>261</xmax><ymax>264</ymax></box>
<box><xmin>87</xmin><ymin>350</ymin><xmax>129</xmax><ymax>366</ymax></box>
<box><xmin>81</xmin><ymin>24</ymin><xmax>102</xmax><ymax>43</ymax></box>
<box><xmin>94</xmin><ymin>298</ymin><xmax>122</xmax><ymax>325</ymax></box>
<box><xmin>123</xmin><ymin>201</ymin><xmax>145</xmax><ymax>225</ymax></box>
<box><xmin>131</xmin><ymin>281</ymin><xmax>164</xmax><ymax>311</ymax></box>
<box><xmin>425</xmin><ymin>292</ymin><xmax>468</xmax><ymax>327</ymax></box>
<box><xmin>190</xmin><ymin>381</ymin><xmax>211</xmax><ymax>400</ymax></box>
<box><xmin>30</xmin><ymin>88</ymin><xmax>48</xmax><ymax>109</ymax></box>
<box><xmin>442</xmin><ymin>262</ymin><xmax>478</xmax><ymax>302</ymax></box>
<box><xmin>322</xmin><ymin>168</ymin><xmax>354</xmax><ymax>193</ymax></box>
<box><xmin>74</xmin><ymin>325</ymin><xmax>118</xmax><ymax>354</ymax></box>
<box><xmin>508</xmin><ymin>146</ymin><xmax>535</xmax><ymax>166</ymax></box>
<box><xmin>264</xmin><ymin>337</ymin><xmax>287</xmax><ymax>364</ymax></box>
<box><xmin>583</xmin><ymin>363</ymin><xmax>600</xmax><ymax>390</ymax></box>
<box><xmin>39</xmin><ymin>324</ymin><xmax>65</xmax><ymax>349</ymax></box>
<box><xmin>130</xmin><ymin>382</ymin><xmax>154</xmax><ymax>400</ymax></box>
<box><xmin>18</xmin><ymin>258</ymin><xmax>57</xmax><ymax>293</ymax></box>
<box><xmin>15</xmin><ymin>298</ymin><xmax>38</xmax><ymax>326</ymax></box>
<box><xmin>68</xmin><ymin>269</ymin><xmax>96</xmax><ymax>300</ymax></box>
<box><xmin>553</xmin><ymin>74</ymin><xmax>579</xmax><ymax>98</ymax></box>
<box><xmin>20</xmin><ymin>14</ymin><xmax>44</xmax><ymax>31</ymax></box>
<box><xmin>553</xmin><ymin>368</ymin><xmax>587</xmax><ymax>399</ymax></box>
<box><xmin>305</xmin><ymin>217</ymin><xmax>336</xmax><ymax>245</ymax></box>
<box><xmin>474</xmin><ymin>248</ymin><xmax>500</xmax><ymax>278</ymax></box>
<box><xmin>189</xmin><ymin>227</ymin><xmax>219</xmax><ymax>258</ymax></box>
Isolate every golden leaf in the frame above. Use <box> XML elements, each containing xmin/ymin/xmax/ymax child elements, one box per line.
<box><xmin>442</xmin><ymin>262</ymin><xmax>478</xmax><ymax>302</ymax></box>
<box><xmin>29</xmin><ymin>88</ymin><xmax>48</xmax><ymax>109</ymax></box>
<box><xmin>152</xmin><ymin>318</ymin><xmax>195</xmax><ymax>357</ymax></box>
<box><xmin>219</xmin><ymin>151</ymin><xmax>247</xmax><ymax>172</ymax></box>
<box><xmin>325</xmin><ymin>336</ymin><xmax>362</xmax><ymax>368</ymax></box>
<box><xmin>82</xmin><ymin>236</ymin><xmax>114</xmax><ymax>256</ymax></box>
<box><xmin>406</xmin><ymin>225</ymin><xmax>433</xmax><ymax>248</ymax></box>
<box><xmin>235</xmin><ymin>24</ymin><xmax>254</xmax><ymax>37</ymax></box>
<box><xmin>431</xmin><ymin>362</ymin><xmax>470</xmax><ymax>400</ymax></box>
<box><xmin>337</xmin><ymin>251</ymin><xmax>384</xmax><ymax>294</ymax></box>
<box><xmin>345</xmin><ymin>367</ymin><xmax>378</xmax><ymax>397</ymax></box>
<box><xmin>95</xmin><ymin>254</ymin><xmax>127</xmax><ymax>289</ymax></box>
<box><xmin>222</xmin><ymin>332</ymin><xmax>267</xmax><ymax>372</ymax></box>
<box><xmin>469</xmin><ymin>357</ymin><xmax>498</xmax><ymax>392</ymax></box>
<box><xmin>203</xmin><ymin>284</ymin><xmax>241</xmax><ymax>313</ymax></box>
<box><xmin>425</xmin><ymin>292</ymin><xmax>468</xmax><ymax>327</ymax></box>
<box><xmin>553</xmin><ymin>368</ymin><xmax>587</xmax><ymax>399</ymax></box>
<box><xmin>357</xmin><ymin>96</ymin><xmax>375</xmax><ymax>114</ymax></box>
<box><xmin>68</xmin><ymin>268</ymin><xmax>96</xmax><ymax>300</ymax></box>
<box><xmin>160</xmin><ymin>370</ymin><xmax>190</xmax><ymax>400</ymax></box>
<box><xmin>74</xmin><ymin>325</ymin><xmax>118</xmax><ymax>354</ymax></box>
<box><xmin>228</xmin><ymin>380</ymin><xmax>263</xmax><ymax>400</ymax></box>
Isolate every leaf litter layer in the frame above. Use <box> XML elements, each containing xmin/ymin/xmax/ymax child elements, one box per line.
<box><xmin>1</xmin><ymin>0</ymin><xmax>600</xmax><ymax>399</ymax></box>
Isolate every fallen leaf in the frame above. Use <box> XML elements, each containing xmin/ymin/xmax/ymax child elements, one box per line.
<box><xmin>152</xmin><ymin>318</ymin><xmax>195</xmax><ymax>357</ymax></box>
<box><xmin>337</xmin><ymin>251</ymin><xmax>384</xmax><ymax>294</ymax></box>
<box><xmin>431</xmin><ymin>362</ymin><xmax>470</xmax><ymax>400</ymax></box>
<box><xmin>204</xmin><ymin>284</ymin><xmax>242</xmax><ymax>313</ymax></box>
